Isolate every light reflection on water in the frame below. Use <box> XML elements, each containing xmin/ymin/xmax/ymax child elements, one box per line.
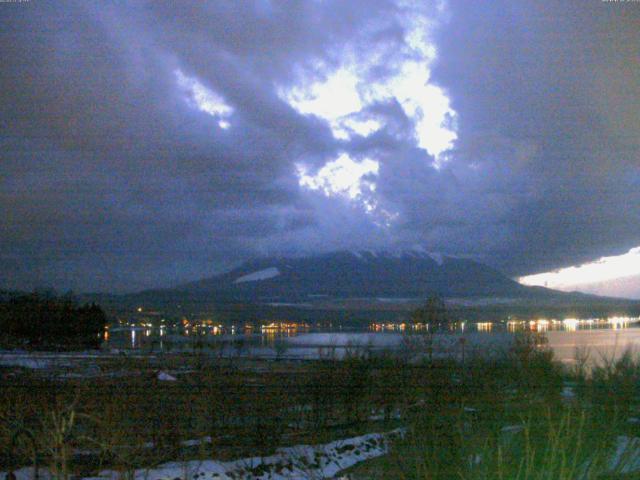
<box><xmin>105</xmin><ymin>316</ymin><xmax>640</xmax><ymax>365</ymax></box>
<box><xmin>506</xmin><ymin>317</ymin><xmax>639</xmax><ymax>333</ymax></box>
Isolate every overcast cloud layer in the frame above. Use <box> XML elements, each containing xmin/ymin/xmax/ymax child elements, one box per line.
<box><xmin>1</xmin><ymin>0</ymin><xmax>639</xmax><ymax>293</ymax></box>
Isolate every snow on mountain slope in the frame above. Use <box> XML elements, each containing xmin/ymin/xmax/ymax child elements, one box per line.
<box><xmin>429</xmin><ymin>253</ymin><xmax>444</xmax><ymax>266</ymax></box>
<box><xmin>234</xmin><ymin>267</ymin><xmax>280</xmax><ymax>283</ymax></box>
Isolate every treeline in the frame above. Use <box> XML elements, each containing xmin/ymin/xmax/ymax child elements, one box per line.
<box><xmin>0</xmin><ymin>293</ymin><xmax>107</xmax><ymax>350</ymax></box>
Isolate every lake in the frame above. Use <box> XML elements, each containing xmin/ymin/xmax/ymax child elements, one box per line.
<box><xmin>105</xmin><ymin>316</ymin><xmax>640</xmax><ymax>365</ymax></box>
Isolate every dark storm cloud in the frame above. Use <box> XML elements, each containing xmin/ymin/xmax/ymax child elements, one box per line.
<box><xmin>425</xmin><ymin>0</ymin><xmax>640</xmax><ymax>275</ymax></box>
<box><xmin>0</xmin><ymin>0</ymin><xmax>638</xmax><ymax>292</ymax></box>
<box><xmin>0</xmin><ymin>0</ymin><xmax>396</xmax><ymax>291</ymax></box>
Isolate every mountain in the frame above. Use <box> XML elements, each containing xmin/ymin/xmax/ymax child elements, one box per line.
<box><xmin>146</xmin><ymin>250</ymin><xmax>574</xmax><ymax>303</ymax></box>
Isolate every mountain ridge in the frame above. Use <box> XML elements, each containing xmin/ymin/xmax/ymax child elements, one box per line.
<box><xmin>151</xmin><ymin>250</ymin><xmax>591</xmax><ymax>303</ymax></box>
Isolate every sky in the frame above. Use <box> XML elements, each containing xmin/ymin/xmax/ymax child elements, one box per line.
<box><xmin>1</xmin><ymin>0</ymin><xmax>639</xmax><ymax>295</ymax></box>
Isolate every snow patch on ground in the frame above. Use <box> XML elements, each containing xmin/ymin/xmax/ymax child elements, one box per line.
<box><xmin>0</xmin><ymin>357</ymin><xmax>52</xmax><ymax>369</ymax></box>
<box><xmin>376</xmin><ymin>297</ymin><xmax>418</xmax><ymax>303</ymax></box>
<box><xmin>3</xmin><ymin>429</ymin><xmax>405</xmax><ymax>480</ymax></box>
<box><xmin>501</xmin><ymin>425</ymin><xmax>524</xmax><ymax>434</ymax></box>
<box><xmin>3</xmin><ymin>467</ymin><xmax>52</xmax><ymax>480</ymax></box>
<box><xmin>266</xmin><ymin>302</ymin><xmax>313</xmax><ymax>308</ymax></box>
<box><xmin>157</xmin><ymin>371</ymin><xmax>177</xmax><ymax>381</ymax></box>
<box><xmin>234</xmin><ymin>267</ymin><xmax>280</xmax><ymax>284</ymax></box>
<box><xmin>609</xmin><ymin>436</ymin><xmax>640</xmax><ymax>474</ymax></box>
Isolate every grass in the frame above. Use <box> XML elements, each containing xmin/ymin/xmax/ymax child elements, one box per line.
<box><xmin>3</xmin><ymin>334</ymin><xmax>640</xmax><ymax>479</ymax></box>
<box><xmin>381</xmin><ymin>404</ymin><xmax>621</xmax><ymax>479</ymax></box>
<box><xmin>346</xmin><ymin>339</ymin><xmax>640</xmax><ymax>479</ymax></box>
<box><xmin>0</xmin><ymin>353</ymin><xmax>408</xmax><ymax>477</ymax></box>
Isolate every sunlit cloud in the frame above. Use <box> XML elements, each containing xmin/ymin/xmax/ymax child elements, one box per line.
<box><xmin>296</xmin><ymin>153</ymin><xmax>378</xmax><ymax>200</ymax></box>
<box><xmin>285</xmin><ymin>68</ymin><xmax>362</xmax><ymax>121</ymax></box>
<box><xmin>278</xmin><ymin>4</ymin><xmax>457</xmax><ymax>165</ymax></box>
<box><xmin>519</xmin><ymin>246</ymin><xmax>640</xmax><ymax>291</ymax></box>
<box><xmin>175</xmin><ymin>69</ymin><xmax>233</xmax><ymax>129</ymax></box>
<box><xmin>281</xmin><ymin>67</ymin><xmax>378</xmax><ymax>141</ymax></box>
<box><xmin>365</xmin><ymin>61</ymin><xmax>456</xmax><ymax>165</ymax></box>
<box><xmin>281</xmin><ymin>4</ymin><xmax>454</xmax><ymax>231</ymax></box>
<box><xmin>296</xmin><ymin>153</ymin><xmax>398</xmax><ymax>227</ymax></box>
<box><xmin>336</xmin><ymin>117</ymin><xmax>384</xmax><ymax>140</ymax></box>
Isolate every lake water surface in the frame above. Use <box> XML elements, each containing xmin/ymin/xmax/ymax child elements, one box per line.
<box><xmin>106</xmin><ymin>317</ymin><xmax>640</xmax><ymax>365</ymax></box>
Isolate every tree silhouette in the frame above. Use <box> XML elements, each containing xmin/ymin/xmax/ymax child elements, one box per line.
<box><xmin>0</xmin><ymin>293</ymin><xmax>107</xmax><ymax>350</ymax></box>
<box><xmin>411</xmin><ymin>294</ymin><xmax>450</xmax><ymax>330</ymax></box>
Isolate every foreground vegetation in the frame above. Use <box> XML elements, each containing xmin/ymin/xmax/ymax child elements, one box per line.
<box><xmin>3</xmin><ymin>333</ymin><xmax>640</xmax><ymax>478</ymax></box>
<box><xmin>350</xmin><ymin>339</ymin><xmax>640</xmax><ymax>479</ymax></box>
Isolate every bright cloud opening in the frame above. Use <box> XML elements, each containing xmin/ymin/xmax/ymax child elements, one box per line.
<box><xmin>286</xmin><ymin>68</ymin><xmax>362</xmax><ymax>121</ymax></box>
<box><xmin>365</xmin><ymin>61</ymin><xmax>456</xmax><ymax>165</ymax></box>
<box><xmin>519</xmin><ymin>247</ymin><xmax>640</xmax><ymax>292</ymax></box>
<box><xmin>296</xmin><ymin>154</ymin><xmax>398</xmax><ymax>227</ymax></box>
<box><xmin>296</xmin><ymin>153</ymin><xmax>378</xmax><ymax>200</ymax></box>
<box><xmin>283</xmin><ymin>67</ymin><xmax>383</xmax><ymax>141</ymax></box>
<box><xmin>278</xmin><ymin>6</ymin><xmax>457</xmax><ymax>165</ymax></box>
<box><xmin>175</xmin><ymin>69</ymin><xmax>233</xmax><ymax>129</ymax></box>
